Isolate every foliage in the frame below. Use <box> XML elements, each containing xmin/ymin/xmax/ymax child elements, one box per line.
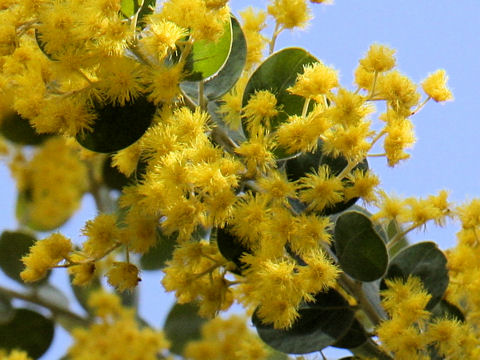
<box><xmin>0</xmin><ymin>0</ymin><xmax>474</xmax><ymax>360</ymax></box>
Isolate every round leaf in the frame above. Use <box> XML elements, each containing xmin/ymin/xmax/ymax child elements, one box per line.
<box><xmin>241</xmin><ymin>48</ymin><xmax>318</xmax><ymax>137</ymax></box>
<box><xmin>102</xmin><ymin>155</ymin><xmax>130</xmax><ymax>191</ymax></box>
<box><xmin>164</xmin><ymin>302</ymin><xmax>207</xmax><ymax>355</ymax></box>
<box><xmin>332</xmin><ymin>318</ymin><xmax>368</xmax><ymax>349</ymax></box>
<box><xmin>334</xmin><ymin>211</ymin><xmax>389</xmax><ymax>282</ymax></box>
<box><xmin>253</xmin><ymin>288</ymin><xmax>354</xmax><ymax>354</ymax></box>
<box><xmin>216</xmin><ymin>227</ymin><xmax>250</xmax><ymax>274</ymax></box>
<box><xmin>184</xmin><ymin>19</ymin><xmax>232</xmax><ymax>81</ymax></box>
<box><xmin>181</xmin><ymin>16</ymin><xmax>247</xmax><ymax>101</ymax></box>
<box><xmin>382</xmin><ymin>241</ymin><xmax>448</xmax><ymax>310</ymax></box>
<box><xmin>0</xmin><ymin>308</ymin><xmax>54</xmax><ymax>359</ymax></box>
<box><xmin>0</xmin><ymin>112</ymin><xmax>50</xmax><ymax>145</ymax></box>
<box><xmin>140</xmin><ymin>228</ymin><xmax>177</xmax><ymax>271</ymax></box>
<box><xmin>76</xmin><ymin>96</ymin><xmax>156</xmax><ymax>153</ymax></box>
<box><xmin>0</xmin><ymin>230</ymin><xmax>37</xmax><ymax>283</ymax></box>
<box><xmin>430</xmin><ymin>299</ymin><xmax>465</xmax><ymax>322</ymax></box>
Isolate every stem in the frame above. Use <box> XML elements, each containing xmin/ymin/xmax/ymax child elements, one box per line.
<box><xmin>131</xmin><ymin>0</ymin><xmax>145</xmax><ymax>40</ymax></box>
<box><xmin>370</xmin><ymin>130</ymin><xmax>387</xmax><ymax>148</ymax></box>
<box><xmin>198</xmin><ymin>80</ymin><xmax>206</xmax><ymax>111</ymax></box>
<box><xmin>179</xmin><ymin>39</ymin><xmax>194</xmax><ymax>65</ymax></box>
<box><xmin>269</xmin><ymin>22</ymin><xmax>282</xmax><ymax>55</ymax></box>
<box><xmin>367</xmin><ymin>153</ymin><xmax>387</xmax><ymax>158</ymax></box>
<box><xmin>387</xmin><ymin>223</ymin><xmax>417</xmax><ymax>250</ymax></box>
<box><xmin>336</xmin><ymin>159</ymin><xmax>356</xmax><ymax>180</ymax></box>
<box><xmin>0</xmin><ymin>285</ymin><xmax>89</xmax><ymax>328</ymax></box>
<box><xmin>75</xmin><ymin>69</ymin><xmax>94</xmax><ymax>86</ymax></box>
<box><xmin>301</xmin><ymin>97</ymin><xmax>311</xmax><ymax>118</ymax></box>
<box><xmin>366</xmin><ymin>71</ymin><xmax>379</xmax><ymax>100</ymax></box>
<box><xmin>338</xmin><ymin>273</ymin><xmax>384</xmax><ymax>326</ymax></box>
<box><xmin>410</xmin><ymin>96</ymin><xmax>431</xmax><ymax>116</ymax></box>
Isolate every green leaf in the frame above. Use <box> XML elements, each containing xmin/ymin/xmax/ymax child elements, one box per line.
<box><xmin>0</xmin><ymin>293</ymin><xmax>13</xmax><ymax>325</ymax></box>
<box><xmin>386</xmin><ymin>219</ymin><xmax>409</xmax><ymax>257</ymax></box>
<box><xmin>120</xmin><ymin>0</ymin><xmax>135</xmax><ymax>17</ymax></box>
<box><xmin>34</xmin><ymin>29</ymin><xmax>56</xmax><ymax>61</ymax></box>
<box><xmin>181</xmin><ymin>16</ymin><xmax>247</xmax><ymax>101</ymax></box>
<box><xmin>185</xmin><ymin>19</ymin><xmax>232</xmax><ymax>81</ymax></box>
<box><xmin>0</xmin><ymin>112</ymin><xmax>50</xmax><ymax>145</ymax></box>
<box><xmin>0</xmin><ymin>308</ymin><xmax>54</xmax><ymax>359</ymax></box>
<box><xmin>285</xmin><ymin>140</ymin><xmax>369</xmax><ymax>215</ymax></box>
<box><xmin>102</xmin><ymin>155</ymin><xmax>130</xmax><ymax>191</ymax></box>
<box><xmin>241</xmin><ymin>48</ymin><xmax>318</xmax><ymax>140</ymax></box>
<box><xmin>164</xmin><ymin>302</ymin><xmax>207</xmax><ymax>355</ymax></box>
<box><xmin>216</xmin><ymin>227</ymin><xmax>250</xmax><ymax>274</ymax></box>
<box><xmin>140</xmin><ymin>228</ymin><xmax>177</xmax><ymax>271</ymax></box>
<box><xmin>0</xmin><ymin>230</ymin><xmax>37</xmax><ymax>283</ymax></box>
<box><xmin>334</xmin><ymin>211</ymin><xmax>389</xmax><ymax>282</ymax></box>
<box><xmin>351</xmin><ymin>339</ymin><xmax>393</xmax><ymax>360</ymax></box>
<box><xmin>76</xmin><ymin>96</ymin><xmax>156</xmax><ymax>153</ymax></box>
<box><xmin>361</xmin><ymin>281</ymin><xmax>387</xmax><ymax>321</ymax></box>
<box><xmin>253</xmin><ymin>288</ymin><xmax>355</xmax><ymax>354</ymax></box>
<box><xmin>430</xmin><ymin>299</ymin><xmax>465</xmax><ymax>322</ymax></box>
<box><xmin>382</xmin><ymin>241</ymin><xmax>449</xmax><ymax>310</ymax></box>
<box><xmin>15</xmin><ymin>191</ymin><xmax>73</xmax><ymax>232</ymax></box>
<box><xmin>121</xmin><ymin>0</ymin><xmax>155</xmax><ymax>25</ymax></box>
<box><xmin>332</xmin><ymin>318</ymin><xmax>368</xmax><ymax>349</ymax></box>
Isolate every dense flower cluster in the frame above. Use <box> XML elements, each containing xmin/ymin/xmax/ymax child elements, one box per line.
<box><xmin>0</xmin><ymin>0</ymin><xmax>472</xmax><ymax>359</ymax></box>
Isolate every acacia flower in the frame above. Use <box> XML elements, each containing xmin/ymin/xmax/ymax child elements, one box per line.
<box><xmin>422</xmin><ymin>69</ymin><xmax>453</xmax><ymax>102</ymax></box>
<box><xmin>359</xmin><ymin>43</ymin><xmax>396</xmax><ymax>73</ymax></box>
<box><xmin>288</xmin><ymin>62</ymin><xmax>339</xmax><ymax>99</ymax></box>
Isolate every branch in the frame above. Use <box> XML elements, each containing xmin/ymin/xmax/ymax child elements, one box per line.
<box><xmin>0</xmin><ymin>285</ymin><xmax>90</xmax><ymax>328</ymax></box>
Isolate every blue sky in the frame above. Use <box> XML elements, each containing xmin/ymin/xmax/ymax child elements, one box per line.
<box><xmin>1</xmin><ymin>1</ymin><xmax>480</xmax><ymax>359</ymax></box>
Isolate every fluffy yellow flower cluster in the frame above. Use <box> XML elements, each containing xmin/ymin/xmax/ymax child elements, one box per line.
<box><xmin>184</xmin><ymin>315</ymin><xmax>270</xmax><ymax>360</ymax></box>
<box><xmin>0</xmin><ymin>350</ymin><xmax>32</xmax><ymax>360</ymax></box>
<box><xmin>377</xmin><ymin>277</ymin><xmax>479</xmax><ymax>359</ymax></box>
<box><xmin>9</xmin><ymin>137</ymin><xmax>87</xmax><ymax>230</ymax></box>
<box><xmin>68</xmin><ymin>291</ymin><xmax>170</xmax><ymax>360</ymax></box>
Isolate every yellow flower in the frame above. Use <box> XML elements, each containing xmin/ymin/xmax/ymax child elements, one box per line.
<box><xmin>298</xmin><ymin>165</ymin><xmax>344</xmax><ymax>212</ymax></box>
<box><xmin>234</xmin><ymin>132</ymin><xmax>275</xmax><ymax>177</ymax></box>
<box><xmin>82</xmin><ymin>213</ymin><xmax>120</xmax><ymax>258</ymax></box>
<box><xmin>344</xmin><ymin>169</ymin><xmax>380</xmax><ymax>203</ymax></box>
<box><xmin>95</xmin><ymin>56</ymin><xmax>145</xmax><ymax>106</ymax></box>
<box><xmin>322</xmin><ymin>120</ymin><xmax>373</xmax><ymax>161</ymax></box>
<box><xmin>359</xmin><ymin>44</ymin><xmax>396</xmax><ymax>73</ymax></box>
<box><xmin>377</xmin><ymin>70</ymin><xmax>420</xmax><ymax>116</ymax></box>
<box><xmin>145</xmin><ymin>63</ymin><xmax>184</xmax><ymax>104</ymax></box>
<box><xmin>290</xmin><ymin>214</ymin><xmax>332</xmax><ymax>255</ymax></box>
<box><xmin>106</xmin><ymin>262</ymin><xmax>141</xmax><ymax>292</ymax></box>
<box><xmin>328</xmin><ymin>88</ymin><xmax>374</xmax><ymax>127</ymax></box>
<box><xmin>381</xmin><ymin>276</ymin><xmax>431</xmax><ymax>321</ymax></box>
<box><xmin>288</xmin><ymin>62</ymin><xmax>339</xmax><ymax>99</ymax></box>
<box><xmin>422</xmin><ymin>69</ymin><xmax>453</xmax><ymax>102</ymax></box>
<box><xmin>240</xmin><ymin>7</ymin><xmax>268</xmax><ymax>69</ymax></box>
<box><xmin>21</xmin><ymin>233</ymin><xmax>73</xmax><ymax>282</ymax></box>
<box><xmin>69</xmin><ymin>292</ymin><xmax>169</xmax><ymax>360</ymax></box>
<box><xmin>267</xmin><ymin>0</ymin><xmax>311</xmax><ymax>30</ymax></box>
<box><xmin>140</xmin><ymin>19</ymin><xmax>188</xmax><ymax>61</ymax></box>
<box><xmin>257</xmin><ymin>170</ymin><xmax>296</xmax><ymax>204</ymax></box>
<box><xmin>242</xmin><ymin>90</ymin><xmax>280</xmax><ymax>133</ymax></box>
<box><xmin>382</xmin><ymin>113</ymin><xmax>415</xmax><ymax>167</ymax></box>
<box><xmin>111</xmin><ymin>142</ymin><xmax>142</xmax><ymax>177</ymax></box>
<box><xmin>372</xmin><ymin>191</ymin><xmax>406</xmax><ymax>222</ymax></box>
<box><xmin>184</xmin><ymin>315</ymin><xmax>269</xmax><ymax>360</ymax></box>
<box><xmin>0</xmin><ymin>350</ymin><xmax>32</xmax><ymax>360</ymax></box>
<box><xmin>275</xmin><ymin>108</ymin><xmax>331</xmax><ymax>153</ymax></box>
